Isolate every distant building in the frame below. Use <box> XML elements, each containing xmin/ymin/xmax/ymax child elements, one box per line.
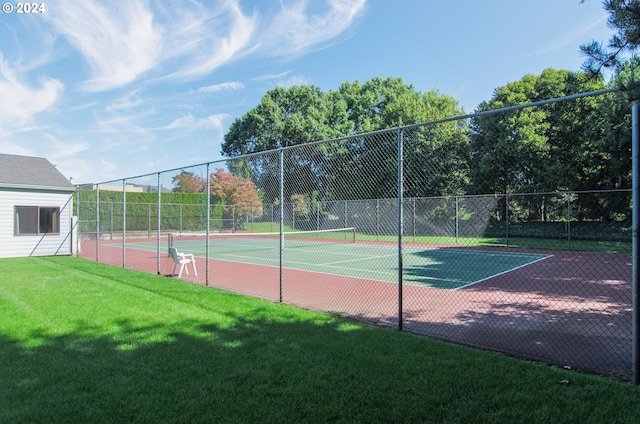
<box><xmin>78</xmin><ymin>183</ymin><xmax>170</xmax><ymax>193</ymax></box>
<box><xmin>79</xmin><ymin>183</ymin><xmax>144</xmax><ymax>192</ymax></box>
<box><xmin>0</xmin><ymin>153</ymin><xmax>75</xmax><ymax>258</ymax></box>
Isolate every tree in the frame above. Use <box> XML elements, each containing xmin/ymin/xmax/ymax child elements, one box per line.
<box><xmin>403</xmin><ymin>91</ymin><xmax>471</xmax><ymax>197</ymax></box>
<box><xmin>171</xmin><ymin>171</ymin><xmax>206</xmax><ymax>193</ymax></box>
<box><xmin>222</xmin><ymin>85</ymin><xmax>351</xmax><ymax>156</ymax></box>
<box><xmin>290</xmin><ymin>193</ymin><xmax>310</xmax><ymax>219</ymax></box>
<box><xmin>579</xmin><ymin>2</ymin><xmax>636</xmax><ymax>219</ymax></box>
<box><xmin>209</xmin><ymin>168</ymin><xmax>262</xmax><ymax>229</ymax></box>
<box><xmin>470</xmin><ymin>68</ymin><xmax>631</xmax><ymax>221</ymax></box>
<box><xmin>170</xmin><ymin>168</ymin><xmax>263</xmax><ymax>230</ymax></box>
<box><xmin>581</xmin><ymin>0</ymin><xmax>640</xmax><ymax>74</ymax></box>
<box><xmin>581</xmin><ymin>0</ymin><xmax>640</xmax><ymax>96</ymax></box>
<box><xmin>471</xmin><ymin>73</ymin><xmax>549</xmax><ymax>195</ymax></box>
<box><xmin>338</xmin><ymin>77</ymin><xmax>426</xmax><ymax>132</ymax></box>
<box><xmin>221</xmin><ymin>85</ymin><xmax>352</xmax><ymax>204</ymax></box>
<box><xmin>221</xmin><ymin>77</ymin><xmax>470</xmax><ymax>203</ymax></box>
<box><xmin>328</xmin><ymin>77</ymin><xmax>471</xmax><ymax>199</ymax></box>
<box><xmin>471</xmin><ymin>69</ymin><xmax>614</xmax><ymax>194</ymax></box>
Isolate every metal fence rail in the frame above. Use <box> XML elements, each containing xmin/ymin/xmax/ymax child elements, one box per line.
<box><xmin>75</xmin><ymin>92</ymin><xmax>637</xmax><ymax>382</ymax></box>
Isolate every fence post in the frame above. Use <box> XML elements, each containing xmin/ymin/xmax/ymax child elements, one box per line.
<box><xmin>110</xmin><ymin>202</ymin><xmax>113</xmax><ymax>240</ymax></box>
<box><xmin>376</xmin><ymin>199</ymin><xmax>380</xmax><ymax>241</ymax></box>
<box><xmin>206</xmin><ymin>163</ymin><xmax>211</xmax><ymax>286</ymax></box>
<box><xmin>75</xmin><ymin>185</ymin><xmax>79</xmax><ymax>256</ymax></box>
<box><xmin>413</xmin><ymin>197</ymin><xmax>416</xmax><ymax>243</ymax></box>
<box><xmin>567</xmin><ymin>191</ymin><xmax>572</xmax><ymax>251</ymax></box>
<box><xmin>157</xmin><ymin>173</ymin><xmax>161</xmax><ymax>275</ymax></box>
<box><xmin>96</xmin><ymin>185</ymin><xmax>100</xmax><ymax>262</ymax></box>
<box><xmin>505</xmin><ymin>193</ymin><xmax>510</xmax><ymax>247</ymax></box>
<box><xmin>344</xmin><ymin>201</ymin><xmax>348</xmax><ymax>229</ymax></box>
<box><xmin>279</xmin><ymin>147</ymin><xmax>284</xmax><ymax>303</ymax></box>
<box><xmin>632</xmin><ymin>99</ymin><xmax>639</xmax><ymax>385</ymax></box>
<box><xmin>397</xmin><ymin>127</ymin><xmax>404</xmax><ymax>331</ymax></box>
<box><xmin>122</xmin><ymin>179</ymin><xmax>126</xmax><ymax>268</ymax></box>
<box><xmin>455</xmin><ymin>196</ymin><xmax>459</xmax><ymax>244</ymax></box>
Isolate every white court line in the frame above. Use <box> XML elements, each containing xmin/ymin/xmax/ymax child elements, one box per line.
<box><xmin>453</xmin><ymin>255</ymin><xmax>553</xmax><ymax>290</ymax></box>
<box><xmin>315</xmin><ymin>254</ymin><xmax>397</xmax><ymax>266</ymax></box>
<box><xmin>213</xmin><ymin>250</ymin><xmax>400</xmax><ymax>278</ymax></box>
<box><xmin>284</xmin><ymin>246</ymin><xmax>388</xmax><ymax>259</ymax></box>
<box><xmin>206</xmin><ymin>251</ymin><xmax>405</xmax><ymax>283</ymax></box>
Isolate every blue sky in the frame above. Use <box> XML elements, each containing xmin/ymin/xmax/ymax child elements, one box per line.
<box><xmin>0</xmin><ymin>0</ymin><xmax>613</xmax><ymax>184</ymax></box>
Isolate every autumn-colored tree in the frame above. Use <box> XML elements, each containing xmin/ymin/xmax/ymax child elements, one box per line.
<box><xmin>171</xmin><ymin>168</ymin><xmax>262</xmax><ymax>229</ymax></box>
<box><xmin>171</xmin><ymin>169</ymin><xmax>262</xmax><ymax>209</ymax></box>
<box><xmin>290</xmin><ymin>194</ymin><xmax>309</xmax><ymax>219</ymax></box>
<box><xmin>210</xmin><ymin>168</ymin><xmax>262</xmax><ymax>228</ymax></box>
<box><xmin>171</xmin><ymin>171</ymin><xmax>206</xmax><ymax>193</ymax></box>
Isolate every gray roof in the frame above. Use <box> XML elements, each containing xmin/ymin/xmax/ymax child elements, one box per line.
<box><xmin>0</xmin><ymin>153</ymin><xmax>75</xmax><ymax>191</ymax></box>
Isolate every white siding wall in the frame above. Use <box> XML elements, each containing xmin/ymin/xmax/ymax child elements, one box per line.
<box><xmin>0</xmin><ymin>188</ymin><xmax>74</xmax><ymax>258</ymax></box>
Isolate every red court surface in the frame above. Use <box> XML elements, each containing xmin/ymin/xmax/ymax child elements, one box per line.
<box><xmin>79</xmin><ymin>238</ymin><xmax>633</xmax><ymax>380</ymax></box>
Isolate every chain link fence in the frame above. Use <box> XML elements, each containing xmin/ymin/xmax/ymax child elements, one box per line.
<box><xmin>76</xmin><ymin>93</ymin><xmax>635</xmax><ymax>381</ymax></box>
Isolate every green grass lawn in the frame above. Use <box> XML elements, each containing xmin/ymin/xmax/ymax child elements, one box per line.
<box><xmin>1</xmin><ymin>256</ymin><xmax>639</xmax><ymax>423</ymax></box>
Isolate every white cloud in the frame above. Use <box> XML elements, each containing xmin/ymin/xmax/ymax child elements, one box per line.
<box><xmin>258</xmin><ymin>0</ymin><xmax>366</xmax><ymax>57</ymax></box>
<box><xmin>41</xmin><ymin>0</ymin><xmax>365</xmax><ymax>89</ymax></box>
<box><xmin>165</xmin><ymin>115</ymin><xmax>197</xmax><ymax>130</ymax></box>
<box><xmin>0</xmin><ymin>0</ymin><xmax>368</xmax><ymax>184</ymax></box>
<box><xmin>161</xmin><ymin>0</ymin><xmax>257</xmax><ymax>79</ymax></box>
<box><xmin>252</xmin><ymin>71</ymin><xmax>310</xmax><ymax>88</ymax></box>
<box><xmin>276</xmin><ymin>74</ymin><xmax>311</xmax><ymax>88</ymax></box>
<box><xmin>197</xmin><ymin>82</ymin><xmax>245</xmax><ymax>94</ymax></box>
<box><xmin>202</xmin><ymin>114</ymin><xmax>232</xmax><ymax>131</ymax></box>
<box><xmin>96</xmin><ymin>110</ymin><xmax>156</xmax><ymax>134</ymax></box>
<box><xmin>530</xmin><ymin>14</ymin><xmax>609</xmax><ymax>57</ymax></box>
<box><xmin>0</xmin><ymin>53</ymin><xmax>63</xmax><ymax>127</ymax></box>
<box><xmin>45</xmin><ymin>0</ymin><xmax>162</xmax><ymax>92</ymax></box>
<box><xmin>105</xmin><ymin>90</ymin><xmax>147</xmax><ymax>112</ymax></box>
<box><xmin>0</xmin><ymin>140</ymin><xmax>34</xmax><ymax>157</ymax></box>
<box><xmin>253</xmin><ymin>71</ymin><xmax>293</xmax><ymax>81</ymax></box>
<box><xmin>42</xmin><ymin>133</ymin><xmax>91</xmax><ymax>160</ymax></box>
<box><xmin>163</xmin><ymin>114</ymin><xmax>231</xmax><ymax>131</ymax></box>
<box><xmin>161</xmin><ymin>0</ymin><xmax>366</xmax><ymax>80</ymax></box>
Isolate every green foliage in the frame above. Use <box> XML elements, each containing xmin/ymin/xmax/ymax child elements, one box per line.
<box><xmin>581</xmin><ymin>0</ymin><xmax>640</xmax><ymax>97</ymax></box>
<box><xmin>76</xmin><ymin>189</ymin><xmax>224</xmax><ymax>232</ymax></box>
<box><xmin>470</xmin><ymin>69</ymin><xmax>631</xmax><ymax>221</ymax></box>
<box><xmin>220</xmin><ymin>70</ymin><xmax>631</xmax><ymax>219</ymax></box>
<box><xmin>222</xmin><ymin>77</ymin><xmax>469</xmax><ymax>203</ymax></box>
<box><xmin>222</xmin><ymin>84</ymin><xmax>351</xmax><ymax>156</ymax></box>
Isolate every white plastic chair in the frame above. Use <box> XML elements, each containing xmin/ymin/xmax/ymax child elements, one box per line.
<box><xmin>169</xmin><ymin>247</ymin><xmax>197</xmax><ymax>278</ymax></box>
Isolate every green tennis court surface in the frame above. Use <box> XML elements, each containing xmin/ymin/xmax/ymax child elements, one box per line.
<box><xmin>118</xmin><ymin>234</ymin><xmax>550</xmax><ymax>290</ymax></box>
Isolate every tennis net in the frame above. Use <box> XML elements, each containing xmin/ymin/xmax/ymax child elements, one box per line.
<box><xmin>168</xmin><ymin>227</ymin><xmax>356</xmax><ymax>253</ymax></box>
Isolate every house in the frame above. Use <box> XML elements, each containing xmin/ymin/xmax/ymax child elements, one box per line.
<box><xmin>0</xmin><ymin>153</ymin><xmax>75</xmax><ymax>258</ymax></box>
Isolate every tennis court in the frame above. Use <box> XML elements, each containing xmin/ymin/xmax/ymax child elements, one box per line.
<box><xmin>118</xmin><ymin>229</ymin><xmax>551</xmax><ymax>290</ymax></box>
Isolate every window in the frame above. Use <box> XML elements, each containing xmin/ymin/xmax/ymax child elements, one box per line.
<box><xmin>14</xmin><ymin>206</ymin><xmax>60</xmax><ymax>235</ymax></box>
